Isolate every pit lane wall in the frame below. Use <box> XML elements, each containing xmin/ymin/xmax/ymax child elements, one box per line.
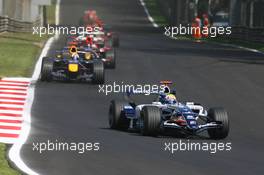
<box><xmin>0</xmin><ymin>15</ymin><xmax>40</xmax><ymax>32</ymax></box>
<box><xmin>0</xmin><ymin>0</ymin><xmax>51</xmax><ymax>32</ymax></box>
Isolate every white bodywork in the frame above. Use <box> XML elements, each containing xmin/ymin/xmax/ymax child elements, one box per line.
<box><xmin>135</xmin><ymin>102</ymin><xmax>207</xmax><ymax>119</ymax></box>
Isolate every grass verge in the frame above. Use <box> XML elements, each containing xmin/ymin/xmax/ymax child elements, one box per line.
<box><xmin>144</xmin><ymin>0</ymin><xmax>168</xmax><ymax>26</ymax></box>
<box><xmin>0</xmin><ymin>144</ymin><xmax>20</xmax><ymax>175</ymax></box>
<box><xmin>0</xmin><ymin>32</ymin><xmax>49</xmax><ymax>77</ymax></box>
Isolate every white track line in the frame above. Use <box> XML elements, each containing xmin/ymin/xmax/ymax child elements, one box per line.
<box><xmin>0</xmin><ymin>129</ymin><xmax>21</xmax><ymax>134</ymax></box>
<box><xmin>0</xmin><ymin>79</ymin><xmax>29</xmax><ymax>84</ymax></box>
<box><xmin>0</xmin><ymin>82</ymin><xmax>29</xmax><ymax>85</ymax></box>
<box><xmin>139</xmin><ymin>0</ymin><xmax>158</xmax><ymax>28</ymax></box>
<box><xmin>0</xmin><ymin>84</ymin><xmax>29</xmax><ymax>87</ymax></box>
<box><xmin>1</xmin><ymin>77</ymin><xmax>31</xmax><ymax>81</ymax></box>
<box><xmin>0</xmin><ymin>90</ymin><xmax>27</xmax><ymax>93</ymax></box>
<box><xmin>0</xmin><ymin>138</ymin><xmax>19</xmax><ymax>144</ymax></box>
<box><xmin>0</xmin><ymin>110</ymin><xmax>23</xmax><ymax>114</ymax></box>
<box><xmin>0</xmin><ymin>82</ymin><xmax>28</xmax><ymax>85</ymax></box>
<box><xmin>0</xmin><ymin>122</ymin><xmax>22</xmax><ymax>127</ymax></box>
<box><xmin>0</xmin><ymin>117</ymin><xmax>22</xmax><ymax>121</ymax></box>
<box><xmin>0</xmin><ymin>81</ymin><xmax>29</xmax><ymax>85</ymax></box>
<box><xmin>0</xmin><ymin>86</ymin><xmax>28</xmax><ymax>90</ymax></box>
<box><xmin>0</xmin><ymin>104</ymin><xmax>24</xmax><ymax>108</ymax></box>
<box><xmin>8</xmin><ymin>0</ymin><xmax>60</xmax><ymax>174</ymax></box>
<box><xmin>0</xmin><ymin>90</ymin><xmax>27</xmax><ymax>94</ymax></box>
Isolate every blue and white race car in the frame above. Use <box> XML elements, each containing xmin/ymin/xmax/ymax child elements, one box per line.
<box><xmin>108</xmin><ymin>86</ymin><xmax>229</xmax><ymax>139</ymax></box>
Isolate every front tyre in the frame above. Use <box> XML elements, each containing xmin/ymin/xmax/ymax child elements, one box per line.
<box><xmin>41</xmin><ymin>57</ymin><xmax>53</xmax><ymax>81</ymax></box>
<box><xmin>141</xmin><ymin>106</ymin><xmax>161</xmax><ymax>136</ymax></box>
<box><xmin>208</xmin><ymin>107</ymin><xmax>229</xmax><ymax>139</ymax></box>
<box><xmin>92</xmin><ymin>61</ymin><xmax>105</xmax><ymax>84</ymax></box>
<box><xmin>109</xmin><ymin>100</ymin><xmax>129</xmax><ymax>130</ymax></box>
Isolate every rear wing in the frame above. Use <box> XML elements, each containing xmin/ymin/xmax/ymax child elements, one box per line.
<box><xmin>125</xmin><ymin>80</ymin><xmax>173</xmax><ymax>97</ymax></box>
<box><xmin>124</xmin><ymin>89</ymin><xmax>160</xmax><ymax>105</ymax></box>
<box><xmin>125</xmin><ymin>89</ymin><xmax>159</xmax><ymax>97</ymax></box>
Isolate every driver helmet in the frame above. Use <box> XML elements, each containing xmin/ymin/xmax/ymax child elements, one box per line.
<box><xmin>165</xmin><ymin>94</ymin><xmax>177</xmax><ymax>104</ymax></box>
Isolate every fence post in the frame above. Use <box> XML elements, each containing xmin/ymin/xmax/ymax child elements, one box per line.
<box><xmin>4</xmin><ymin>15</ymin><xmax>8</xmax><ymax>31</ymax></box>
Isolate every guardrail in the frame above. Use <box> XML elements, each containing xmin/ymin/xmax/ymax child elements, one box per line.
<box><xmin>230</xmin><ymin>26</ymin><xmax>264</xmax><ymax>44</ymax></box>
<box><xmin>0</xmin><ymin>16</ymin><xmax>40</xmax><ymax>33</ymax></box>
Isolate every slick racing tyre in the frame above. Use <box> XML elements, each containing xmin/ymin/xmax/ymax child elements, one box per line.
<box><xmin>141</xmin><ymin>106</ymin><xmax>161</xmax><ymax>136</ymax></box>
<box><xmin>92</xmin><ymin>61</ymin><xmax>105</xmax><ymax>84</ymax></box>
<box><xmin>208</xmin><ymin>107</ymin><xmax>229</xmax><ymax>139</ymax></box>
<box><xmin>41</xmin><ymin>57</ymin><xmax>53</xmax><ymax>81</ymax></box>
<box><xmin>105</xmin><ymin>49</ymin><xmax>116</xmax><ymax>69</ymax></box>
<box><xmin>112</xmin><ymin>34</ymin><xmax>119</xmax><ymax>47</ymax></box>
<box><xmin>109</xmin><ymin>100</ymin><xmax>129</xmax><ymax>130</ymax></box>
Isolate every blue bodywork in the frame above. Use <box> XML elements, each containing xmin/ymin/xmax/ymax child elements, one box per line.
<box><xmin>122</xmin><ymin>103</ymin><xmax>199</xmax><ymax>131</ymax></box>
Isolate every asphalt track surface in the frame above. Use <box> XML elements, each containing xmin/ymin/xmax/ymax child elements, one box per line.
<box><xmin>21</xmin><ymin>0</ymin><xmax>264</xmax><ymax>174</ymax></box>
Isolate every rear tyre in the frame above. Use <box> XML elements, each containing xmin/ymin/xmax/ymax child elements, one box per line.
<box><xmin>105</xmin><ymin>49</ymin><xmax>116</xmax><ymax>69</ymax></box>
<box><xmin>141</xmin><ymin>106</ymin><xmax>161</xmax><ymax>136</ymax></box>
<box><xmin>112</xmin><ymin>34</ymin><xmax>119</xmax><ymax>47</ymax></box>
<box><xmin>92</xmin><ymin>61</ymin><xmax>105</xmax><ymax>84</ymax></box>
<box><xmin>207</xmin><ymin>107</ymin><xmax>229</xmax><ymax>139</ymax></box>
<box><xmin>109</xmin><ymin>100</ymin><xmax>129</xmax><ymax>130</ymax></box>
<box><xmin>41</xmin><ymin>57</ymin><xmax>53</xmax><ymax>81</ymax></box>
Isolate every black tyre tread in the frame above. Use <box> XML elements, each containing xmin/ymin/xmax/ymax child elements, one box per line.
<box><xmin>92</xmin><ymin>61</ymin><xmax>105</xmax><ymax>84</ymax></box>
<box><xmin>208</xmin><ymin>107</ymin><xmax>229</xmax><ymax>139</ymax></box>
<box><xmin>109</xmin><ymin>100</ymin><xmax>129</xmax><ymax>130</ymax></box>
<box><xmin>141</xmin><ymin>106</ymin><xmax>161</xmax><ymax>136</ymax></box>
<box><xmin>41</xmin><ymin>57</ymin><xmax>53</xmax><ymax>81</ymax></box>
<box><xmin>112</xmin><ymin>34</ymin><xmax>119</xmax><ymax>47</ymax></box>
